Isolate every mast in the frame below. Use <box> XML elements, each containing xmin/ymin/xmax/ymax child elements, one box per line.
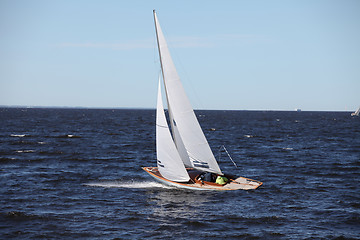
<box><xmin>153</xmin><ymin>10</ymin><xmax>172</xmax><ymax>113</ymax></box>
<box><xmin>153</xmin><ymin>10</ymin><xmax>175</xmax><ymax>137</ymax></box>
<box><xmin>153</xmin><ymin>10</ymin><xmax>164</xmax><ymax>84</ymax></box>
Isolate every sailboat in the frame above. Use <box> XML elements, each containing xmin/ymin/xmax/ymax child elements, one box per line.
<box><xmin>351</xmin><ymin>107</ymin><xmax>360</xmax><ymax>116</ymax></box>
<box><xmin>142</xmin><ymin>10</ymin><xmax>262</xmax><ymax>191</ymax></box>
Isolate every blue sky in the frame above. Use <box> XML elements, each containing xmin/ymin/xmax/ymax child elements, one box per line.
<box><xmin>1</xmin><ymin>0</ymin><xmax>359</xmax><ymax>111</ymax></box>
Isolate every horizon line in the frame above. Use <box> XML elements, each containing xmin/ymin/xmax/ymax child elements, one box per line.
<box><xmin>0</xmin><ymin>105</ymin><xmax>353</xmax><ymax>112</ymax></box>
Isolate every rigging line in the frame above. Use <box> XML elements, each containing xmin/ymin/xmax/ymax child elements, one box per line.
<box><xmin>219</xmin><ymin>145</ymin><xmax>238</xmax><ymax>168</ymax></box>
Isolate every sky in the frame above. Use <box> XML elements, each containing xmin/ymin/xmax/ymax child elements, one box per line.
<box><xmin>1</xmin><ymin>0</ymin><xmax>359</xmax><ymax>111</ymax></box>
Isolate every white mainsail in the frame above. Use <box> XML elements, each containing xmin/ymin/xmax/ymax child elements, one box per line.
<box><xmin>156</xmin><ymin>77</ymin><xmax>190</xmax><ymax>182</ymax></box>
<box><xmin>154</xmin><ymin>10</ymin><xmax>222</xmax><ymax>175</ymax></box>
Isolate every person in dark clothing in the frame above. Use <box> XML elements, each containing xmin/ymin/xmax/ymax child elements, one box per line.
<box><xmin>203</xmin><ymin>172</ymin><xmax>216</xmax><ymax>182</ymax></box>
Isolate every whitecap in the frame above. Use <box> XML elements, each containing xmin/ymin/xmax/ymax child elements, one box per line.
<box><xmin>16</xmin><ymin>150</ymin><xmax>35</xmax><ymax>153</ymax></box>
<box><xmin>66</xmin><ymin>134</ymin><xmax>81</xmax><ymax>138</ymax></box>
<box><xmin>11</xmin><ymin>134</ymin><xmax>26</xmax><ymax>137</ymax></box>
<box><xmin>282</xmin><ymin>147</ymin><xmax>293</xmax><ymax>151</ymax></box>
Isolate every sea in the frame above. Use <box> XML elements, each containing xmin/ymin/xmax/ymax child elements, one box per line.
<box><xmin>0</xmin><ymin>108</ymin><xmax>359</xmax><ymax>239</ymax></box>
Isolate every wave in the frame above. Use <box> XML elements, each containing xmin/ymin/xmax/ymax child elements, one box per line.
<box><xmin>56</xmin><ymin>134</ymin><xmax>81</xmax><ymax>138</ymax></box>
<box><xmin>0</xmin><ymin>157</ymin><xmax>17</xmax><ymax>162</ymax></box>
<box><xmin>83</xmin><ymin>181</ymin><xmax>172</xmax><ymax>189</ymax></box>
<box><xmin>244</xmin><ymin>135</ymin><xmax>254</xmax><ymax>138</ymax></box>
<box><xmin>15</xmin><ymin>150</ymin><xmax>35</xmax><ymax>153</ymax></box>
<box><xmin>2</xmin><ymin>211</ymin><xmax>50</xmax><ymax>221</ymax></box>
<box><xmin>10</xmin><ymin>133</ymin><xmax>81</xmax><ymax>139</ymax></box>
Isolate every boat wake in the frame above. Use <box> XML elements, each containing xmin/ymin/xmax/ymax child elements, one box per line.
<box><xmin>84</xmin><ymin>181</ymin><xmax>173</xmax><ymax>189</ymax></box>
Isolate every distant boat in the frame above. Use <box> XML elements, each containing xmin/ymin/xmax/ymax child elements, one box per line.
<box><xmin>351</xmin><ymin>107</ymin><xmax>360</xmax><ymax>116</ymax></box>
<box><xmin>295</xmin><ymin>109</ymin><xmax>301</xmax><ymax>112</ymax></box>
<box><xmin>142</xmin><ymin>10</ymin><xmax>262</xmax><ymax>191</ymax></box>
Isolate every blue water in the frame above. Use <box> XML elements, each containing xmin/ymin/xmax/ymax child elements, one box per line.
<box><xmin>1</xmin><ymin>108</ymin><xmax>359</xmax><ymax>239</ymax></box>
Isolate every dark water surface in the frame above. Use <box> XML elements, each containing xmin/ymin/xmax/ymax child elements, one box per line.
<box><xmin>1</xmin><ymin>108</ymin><xmax>359</xmax><ymax>239</ymax></box>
